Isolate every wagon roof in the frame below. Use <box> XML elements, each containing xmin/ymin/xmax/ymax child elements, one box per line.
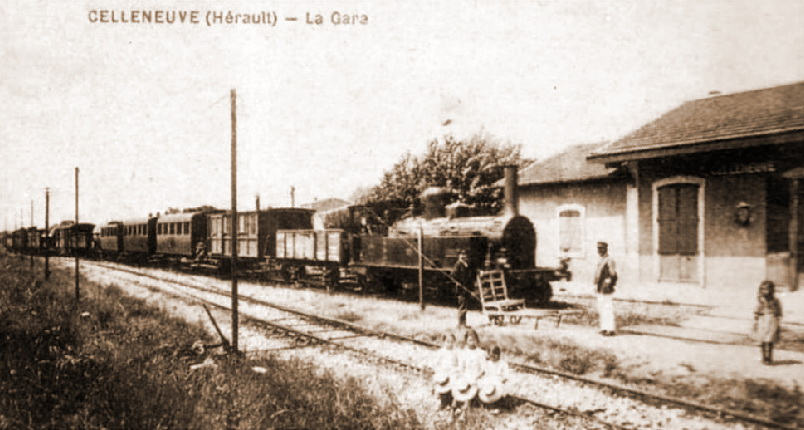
<box><xmin>55</xmin><ymin>221</ymin><xmax>95</xmax><ymax>231</ymax></box>
<box><xmin>210</xmin><ymin>207</ymin><xmax>315</xmax><ymax>216</ymax></box>
<box><xmin>121</xmin><ymin>217</ymin><xmax>153</xmax><ymax>225</ymax></box>
<box><xmin>156</xmin><ymin>212</ymin><xmax>199</xmax><ymax>223</ymax></box>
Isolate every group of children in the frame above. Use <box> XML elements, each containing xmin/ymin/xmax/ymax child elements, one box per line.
<box><xmin>431</xmin><ymin>328</ymin><xmax>512</xmax><ymax>418</ymax></box>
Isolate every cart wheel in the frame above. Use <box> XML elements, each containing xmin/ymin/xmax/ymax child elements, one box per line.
<box><xmin>509</xmin><ymin>315</ymin><xmax>522</xmax><ymax>325</ymax></box>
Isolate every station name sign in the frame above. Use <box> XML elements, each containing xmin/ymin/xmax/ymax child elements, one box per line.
<box><xmin>708</xmin><ymin>161</ymin><xmax>775</xmax><ymax>176</ymax></box>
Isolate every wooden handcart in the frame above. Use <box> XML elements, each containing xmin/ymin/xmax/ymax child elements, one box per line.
<box><xmin>476</xmin><ymin>270</ymin><xmax>579</xmax><ymax>328</ymax></box>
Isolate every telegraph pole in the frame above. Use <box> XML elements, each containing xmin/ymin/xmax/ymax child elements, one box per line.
<box><xmin>45</xmin><ymin>188</ymin><xmax>50</xmax><ymax>279</ymax></box>
<box><xmin>418</xmin><ymin>223</ymin><xmax>425</xmax><ymax>310</ymax></box>
<box><xmin>75</xmin><ymin>167</ymin><xmax>80</xmax><ymax>304</ymax></box>
<box><xmin>230</xmin><ymin>89</ymin><xmax>239</xmax><ymax>352</ymax></box>
<box><xmin>19</xmin><ymin>208</ymin><xmax>23</xmax><ymax>262</ymax></box>
<box><xmin>290</xmin><ymin>186</ymin><xmax>295</xmax><ymax>208</ymax></box>
<box><xmin>30</xmin><ymin>200</ymin><xmax>33</xmax><ymax>268</ymax></box>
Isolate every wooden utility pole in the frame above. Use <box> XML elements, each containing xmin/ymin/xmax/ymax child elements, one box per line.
<box><xmin>290</xmin><ymin>186</ymin><xmax>295</xmax><ymax>208</ymax></box>
<box><xmin>45</xmin><ymin>188</ymin><xmax>50</xmax><ymax>279</ymax></box>
<box><xmin>418</xmin><ymin>223</ymin><xmax>425</xmax><ymax>310</ymax></box>
<box><xmin>791</xmin><ymin>179</ymin><xmax>800</xmax><ymax>291</ymax></box>
<box><xmin>75</xmin><ymin>167</ymin><xmax>80</xmax><ymax>304</ymax></box>
<box><xmin>230</xmin><ymin>89</ymin><xmax>239</xmax><ymax>351</ymax></box>
<box><xmin>30</xmin><ymin>200</ymin><xmax>33</xmax><ymax>268</ymax></box>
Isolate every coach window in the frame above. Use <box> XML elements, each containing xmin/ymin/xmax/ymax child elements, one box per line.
<box><xmin>184</xmin><ymin>222</ymin><xmax>190</xmax><ymax>235</ymax></box>
<box><xmin>557</xmin><ymin>204</ymin><xmax>585</xmax><ymax>258</ymax></box>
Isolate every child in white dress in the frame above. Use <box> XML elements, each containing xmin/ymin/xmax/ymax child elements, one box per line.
<box><xmin>478</xmin><ymin>345</ymin><xmax>511</xmax><ymax>410</ymax></box>
<box><xmin>432</xmin><ymin>332</ymin><xmax>458</xmax><ymax>409</ymax></box>
<box><xmin>452</xmin><ymin>329</ymin><xmax>485</xmax><ymax>419</ymax></box>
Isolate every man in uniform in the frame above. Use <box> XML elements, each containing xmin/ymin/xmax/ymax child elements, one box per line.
<box><xmin>453</xmin><ymin>250</ymin><xmax>474</xmax><ymax>327</ymax></box>
<box><xmin>594</xmin><ymin>241</ymin><xmax>617</xmax><ymax>336</ymax></box>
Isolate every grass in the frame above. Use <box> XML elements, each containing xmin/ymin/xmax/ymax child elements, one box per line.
<box><xmin>554</xmin><ymin>298</ymin><xmax>694</xmax><ymax>328</ymax></box>
<box><xmin>0</xmin><ymin>251</ymin><xmax>423</xmax><ymax>429</ymax></box>
<box><xmin>491</xmin><ymin>332</ymin><xmax>621</xmax><ymax>377</ymax></box>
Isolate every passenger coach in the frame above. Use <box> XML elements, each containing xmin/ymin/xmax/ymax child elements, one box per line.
<box><xmin>155</xmin><ymin>212</ymin><xmax>210</xmax><ymax>258</ymax></box>
<box><xmin>208</xmin><ymin>208</ymin><xmax>314</xmax><ymax>264</ymax></box>
<box><xmin>121</xmin><ymin>217</ymin><xmax>156</xmax><ymax>257</ymax></box>
<box><xmin>99</xmin><ymin>221</ymin><xmax>124</xmax><ymax>255</ymax></box>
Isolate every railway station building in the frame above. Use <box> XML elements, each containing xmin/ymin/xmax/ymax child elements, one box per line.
<box><xmin>519</xmin><ymin>81</ymin><xmax>804</xmax><ymax>292</ymax></box>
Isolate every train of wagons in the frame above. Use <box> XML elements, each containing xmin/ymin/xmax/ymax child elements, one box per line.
<box><xmin>1</xmin><ymin>167</ymin><xmax>569</xmax><ymax>303</ymax></box>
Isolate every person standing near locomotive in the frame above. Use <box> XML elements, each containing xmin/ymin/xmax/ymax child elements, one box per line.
<box><xmin>453</xmin><ymin>250</ymin><xmax>474</xmax><ymax>327</ymax></box>
<box><xmin>594</xmin><ymin>241</ymin><xmax>617</xmax><ymax>336</ymax></box>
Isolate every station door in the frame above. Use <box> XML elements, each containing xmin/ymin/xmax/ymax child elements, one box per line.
<box><xmin>657</xmin><ymin>183</ymin><xmax>700</xmax><ymax>283</ymax></box>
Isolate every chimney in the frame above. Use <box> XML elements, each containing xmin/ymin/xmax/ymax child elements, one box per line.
<box><xmin>503</xmin><ymin>165</ymin><xmax>519</xmax><ymax>217</ymax></box>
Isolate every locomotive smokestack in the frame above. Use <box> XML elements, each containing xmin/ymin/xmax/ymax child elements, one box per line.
<box><xmin>503</xmin><ymin>165</ymin><xmax>519</xmax><ymax>217</ymax></box>
<box><xmin>422</xmin><ymin>187</ymin><xmax>448</xmax><ymax>220</ymax></box>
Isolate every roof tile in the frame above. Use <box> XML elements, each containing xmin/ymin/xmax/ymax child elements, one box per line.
<box><xmin>594</xmin><ymin>81</ymin><xmax>804</xmax><ymax>158</ymax></box>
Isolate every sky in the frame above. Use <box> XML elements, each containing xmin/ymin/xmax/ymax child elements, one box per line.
<box><xmin>2</xmin><ymin>0</ymin><xmax>803</xmax><ymax>228</ymax></box>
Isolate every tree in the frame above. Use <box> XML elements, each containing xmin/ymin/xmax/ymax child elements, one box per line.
<box><xmin>362</xmin><ymin>132</ymin><xmax>530</xmax><ymax>212</ymax></box>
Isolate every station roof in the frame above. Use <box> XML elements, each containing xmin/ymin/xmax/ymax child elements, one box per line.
<box><xmin>590</xmin><ymin>81</ymin><xmax>804</xmax><ymax>163</ymax></box>
<box><xmin>516</xmin><ymin>143</ymin><xmax>621</xmax><ymax>186</ymax></box>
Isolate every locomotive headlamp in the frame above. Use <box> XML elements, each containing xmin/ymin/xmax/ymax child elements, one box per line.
<box><xmin>734</xmin><ymin>202</ymin><xmax>753</xmax><ymax>227</ymax></box>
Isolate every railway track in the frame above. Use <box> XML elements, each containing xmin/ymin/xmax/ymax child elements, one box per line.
<box><xmin>69</xmin><ymin>258</ymin><xmax>792</xmax><ymax>429</ymax></box>
<box><xmin>82</xmin><ymin>260</ymin><xmax>613</xmax><ymax>429</ymax></box>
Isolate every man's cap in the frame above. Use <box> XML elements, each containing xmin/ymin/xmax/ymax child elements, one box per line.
<box><xmin>597</xmin><ymin>241</ymin><xmax>608</xmax><ymax>248</ymax></box>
